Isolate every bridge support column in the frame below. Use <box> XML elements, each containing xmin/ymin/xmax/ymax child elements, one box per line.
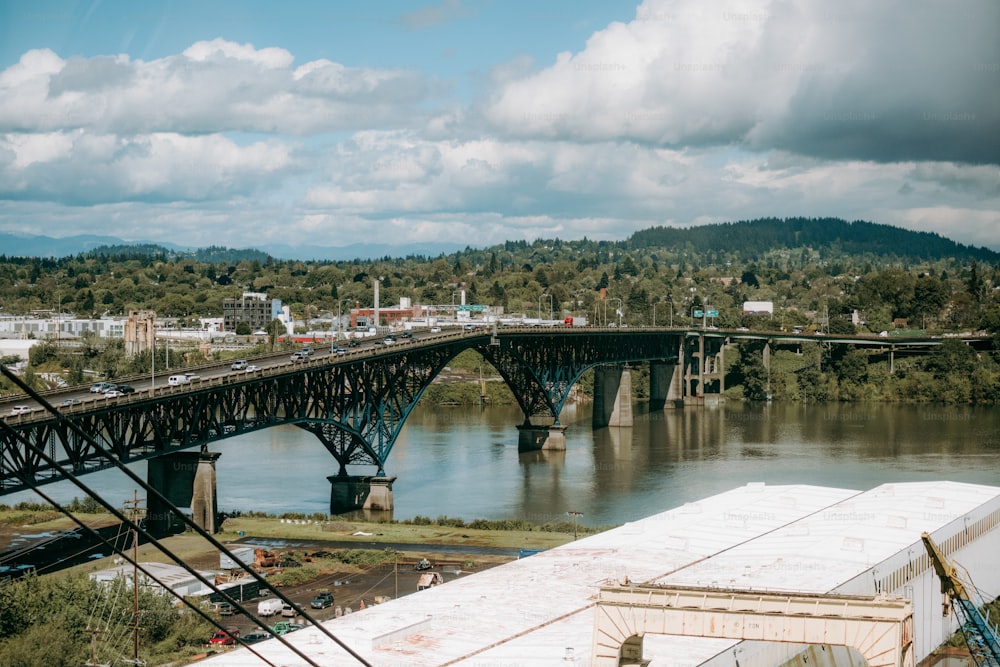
<box><xmin>147</xmin><ymin>450</ymin><xmax>221</xmax><ymax>535</ymax></box>
<box><xmin>328</xmin><ymin>475</ymin><xmax>397</xmax><ymax>514</ymax></box>
<box><xmin>650</xmin><ymin>360</ymin><xmax>683</xmax><ymax>410</ymax></box>
<box><xmin>593</xmin><ymin>365</ymin><xmax>633</xmax><ymax>427</ymax></box>
<box><xmin>517</xmin><ymin>424</ymin><xmax>567</xmax><ymax>452</ymax></box>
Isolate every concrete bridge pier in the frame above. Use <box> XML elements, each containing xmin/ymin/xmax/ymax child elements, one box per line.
<box><xmin>147</xmin><ymin>450</ymin><xmax>221</xmax><ymax>535</ymax></box>
<box><xmin>650</xmin><ymin>359</ymin><xmax>683</xmax><ymax>410</ymax></box>
<box><xmin>328</xmin><ymin>475</ymin><xmax>397</xmax><ymax>514</ymax></box>
<box><xmin>683</xmin><ymin>335</ymin><xmax>726</xmax><ymax>406</ymax></box>
<box><xmin>517</xmin><ymin>424</ymin><xmax>567</xmax><ymax>452</ymax></box>
<box><xmin>593</xmin><ymin>365</ymin><xmax>633</xmax><ymax>427</ymax></box>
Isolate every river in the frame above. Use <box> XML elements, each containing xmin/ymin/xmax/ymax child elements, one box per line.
<box><xmin>6</xmin><ymin>402</ymin><xmax>999</xmax><ymax>528</ymax></box>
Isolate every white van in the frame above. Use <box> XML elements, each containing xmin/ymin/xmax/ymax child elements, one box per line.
<box><xmin>167</xmin><ymin>374</ymin><xmax>190</xmax><ymax>386</ymax></box>
<box><xmin>257</xmin><ymin>598</ymin><xmax>283</xmax><ymax>617</ymax></box>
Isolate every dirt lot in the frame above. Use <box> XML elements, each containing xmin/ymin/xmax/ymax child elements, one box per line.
<box><xmin>184</xmin><ymin>529</ymin><xmax>520</xmax><ymax>638</ymax></box>
<box><xmin>2</xmin><ymin>510</ymin><xmax>571</xmax><ymax>641</ymax></box>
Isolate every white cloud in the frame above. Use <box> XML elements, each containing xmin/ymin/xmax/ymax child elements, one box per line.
<box><xmin>484</xmin><ymin>0</ymin><xmax>1000</xmax><ymax>165</ymax></box>
<box><xmin>0</xmin><ymin>6</ymin><xmax>998</xmax><ymax>253</ymax></box>
<box><xmin>0</xmin><ymin>40</ymin><xmax>431</xmax><ymax>136</ymax></box>
<box><xmin>0</xmin><ymin>132</ymin><xmax>294</xmax><ymax>203</ymax></box>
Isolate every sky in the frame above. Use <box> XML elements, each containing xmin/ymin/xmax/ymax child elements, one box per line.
<box><xmin>1</xmin><ymin>0</ymin><xmax>998</xmax><ymax>253</ymax></box>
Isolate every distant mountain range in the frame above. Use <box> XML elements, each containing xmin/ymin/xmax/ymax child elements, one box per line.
<box><xmin>0</xmin><ymin>232</ymin><xmax>471</xmax><ymax>261</ymax></box>
<box><xmin>1</xmin><ymin>218</ymin><xmax>997</xmax><ymax>263</ymax></box>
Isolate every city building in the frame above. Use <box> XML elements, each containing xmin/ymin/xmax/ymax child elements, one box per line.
<box><xmin>222</xmin><ymin>292</ymin><xmax>284</xmax><ymax>333</ymax></box>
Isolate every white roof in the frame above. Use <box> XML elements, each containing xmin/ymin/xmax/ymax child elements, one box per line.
<box><xmin>194</xmin><ymin>481</ymin><xmax>1000</xmax><ymax>667</ymax></box>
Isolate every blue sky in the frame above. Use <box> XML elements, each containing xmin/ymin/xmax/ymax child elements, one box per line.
<box><xmin>1</xmin><ymin>0</ymin><xmax>998</xmax><ymax>253</ymax></box>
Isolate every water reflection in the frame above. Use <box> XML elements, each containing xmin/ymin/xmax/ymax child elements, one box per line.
<box><xmin>4</xmin><ymin>402</ymin><xmax>998</xmax><ymax>528</ymax></box>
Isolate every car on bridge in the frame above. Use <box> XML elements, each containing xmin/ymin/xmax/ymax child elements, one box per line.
<box><xmin>60</xmin><ymin>398</ymin><xmax>81</xmax><ymax>408</ymax></box>
<box><xmin>115</xmin><ymin>384</ymin><xmax>136</xmax><ymax>394</ymax></box>
<box><xmin>9</xmin><ymin>405</ymin><xmax>32</xmax><ymax>416</ymax></box>
<box><xmin>231</xmin><ymin>359</ymin><xmax>248</xmax><ymax>370</ymax></box>
<box><xmin>290</xmin><ymin>352</ymin><xmax>307</xmax><ymax>362</ymax></box>
<box><xmin>103</xmin><ymin>389</ymin><xmax>122</xmax><ymax>398</ymax></box>
<box><xmin>89</xmin><ymin>382</ymin><xmax>114</xmax><ymax>393</ymax></box>
<box><xmin>245</xmin><ymin>364</ymin><xmax>260</xmax><ymax>372</ymax></box>
<box><xmin>331</xmin><ymin>345</ymin><xmax>347</xmax><ymax>355</ymax></box>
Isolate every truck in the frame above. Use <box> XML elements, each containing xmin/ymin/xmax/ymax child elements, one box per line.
<box><xmin>563</xmin><ymin>316</ymin><xmax>588</xmax><ymax>327</ymax></box>
<box><xmin>257</xmin><ymin>598</ymin><xmax>283</xmax><ymax>617</ymax></box>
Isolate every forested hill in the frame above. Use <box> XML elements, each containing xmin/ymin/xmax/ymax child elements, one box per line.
<box><xmin>627</xmin><ymin>218</ymin><xmax>1000</xmax><ymax>263</ymax></box>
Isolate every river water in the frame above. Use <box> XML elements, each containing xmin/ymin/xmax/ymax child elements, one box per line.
<box><xmin>8</xmin><ymin>402</ymin><xmax>1000</xmax><ymax>528</ymax></box>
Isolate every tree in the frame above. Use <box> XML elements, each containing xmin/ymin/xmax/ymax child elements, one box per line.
<box><xmin>730</xmin><ymin>343</ymin><xmax>770</xmax><ymax>401</ymax></box>
<box><xmin>924</xmin><ymin>339</ymin><xmax>978</xmax><ymax>379</ymax></box>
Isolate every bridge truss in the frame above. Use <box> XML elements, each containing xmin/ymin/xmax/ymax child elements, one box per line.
<box><xmin>0</xmin><ymin>328</ymin><xmax>685</xmax><ymax>494</ymax></box>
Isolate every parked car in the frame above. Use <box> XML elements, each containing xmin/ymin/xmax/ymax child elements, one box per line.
<box><xmin>310</xmin><ymin>591</ymin><xmax>334</xmax><ymax>609</ymax></box>
<box><xmin>242</xmin><ymin>630</ymin><xmax>272</xmax><ymax>644</ymax></box>
<box><xmin>231</xmin><ymin>359</ymin><xmax>248</xmax><ymax>371</ymax></box>
<box><xmin>281</xmin><ymin>603</ymin><xmax>296</xmax><ymax>617</ymax></box>
<box><xmin>270</xmin><ymin>621</ymin><xmax>303</xmax><ymax>636</ymax></box>
<box><xmin>414</xmin><ymin>558</ymin><xmax>433</xmax><ymax>571</ymax></box>
<box><xmin>209</xmin><ymin>626</ymin><xmax>239</xmax><ymax>646</ymax></box>
<box><xmin>9</xmin><ymin>405</ymin><xmax>31</xmax><ymax>416</ymax></box>
<box><xmin>216</xmin><ymin>601</ymin><xmax>235</xmax><ymax>616</ymax></box>
<box><xmin>257</xmin><ymin>598</ymin><xmax>283</xmax><ymax>617</ymax></box>
<box><xmin>115</xmin><ymin>384</ymin><xmax>136</xmax><ymax>394</ymax></box>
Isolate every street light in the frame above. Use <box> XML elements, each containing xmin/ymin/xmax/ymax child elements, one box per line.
<box><xmin>538</xmin><ymin>293</ymin><xmax>552</xmax><ymax>322</ymax></box>
<box><xmin>603</xmin><ymin>298</ymin><xmax>623</xmax><ymax>327</ymax></box>
<box><xmin>337</xmin><ymin>298</ymin><xmax>352</xmax><ymax>340</ymax></box>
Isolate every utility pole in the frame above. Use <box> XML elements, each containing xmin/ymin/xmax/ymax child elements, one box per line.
<box><xmin>122</xmin><ymin>491</ymin><xmax>146</xmax><ymax>667</ymax></box>
<box><xmin>566</xmin><ymin>511</ymin><xmax>583</xmax><ymax>540</ymax></box>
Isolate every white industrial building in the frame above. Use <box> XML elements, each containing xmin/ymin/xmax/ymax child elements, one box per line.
<box><xmin>195</xmin><ymin>480</ymin><xmax>1000</xmax><ymax>666</ymax></box>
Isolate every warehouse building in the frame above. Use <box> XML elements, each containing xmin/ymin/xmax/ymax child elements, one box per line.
<box><xmin>196</xmin><ymin>480</ymin><xmax>1000</xmax><ymax>666</ymax></box>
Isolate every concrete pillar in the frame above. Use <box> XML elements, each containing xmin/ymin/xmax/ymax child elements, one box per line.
<box><xmin>147</xmin><ymin>450</ymin><xmax>221</xmax><ymax>535</ymax></box>
<box><xmin>517</xmin><ymin>424</ymin><xmax>567</xmax><ymax>452</ymax></box>
<box><xmin>593</xmin><ymin>365</ymin><xmax>633</xmax><ymax>427</ymax></box>
<box><xmin>649</xmin><ymin>362</ymin><xmax>669</xmax><ymax>411</ymax></box>
<box><xmin>328</xmin><ymin>475</ymin><xmax>397</xmax><ymax>514</ymax></box>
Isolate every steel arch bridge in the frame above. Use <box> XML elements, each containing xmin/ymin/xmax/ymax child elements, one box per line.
<box><xmin>0</xmin><ymin>328</ymin><xmax>686</xmax><ymax>496</ymax></box>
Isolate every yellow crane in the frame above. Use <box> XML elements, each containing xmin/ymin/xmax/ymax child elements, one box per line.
<box><xmin>921</xmin><ymin>531</ymin><xmax>1000</xmax><ymax>667</ymax></box>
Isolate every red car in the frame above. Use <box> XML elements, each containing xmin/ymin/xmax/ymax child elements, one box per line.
<box><xmin>209</xmin><ymin>627</ymin><xmax>239</xmax><ymax>646</ymax></box>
